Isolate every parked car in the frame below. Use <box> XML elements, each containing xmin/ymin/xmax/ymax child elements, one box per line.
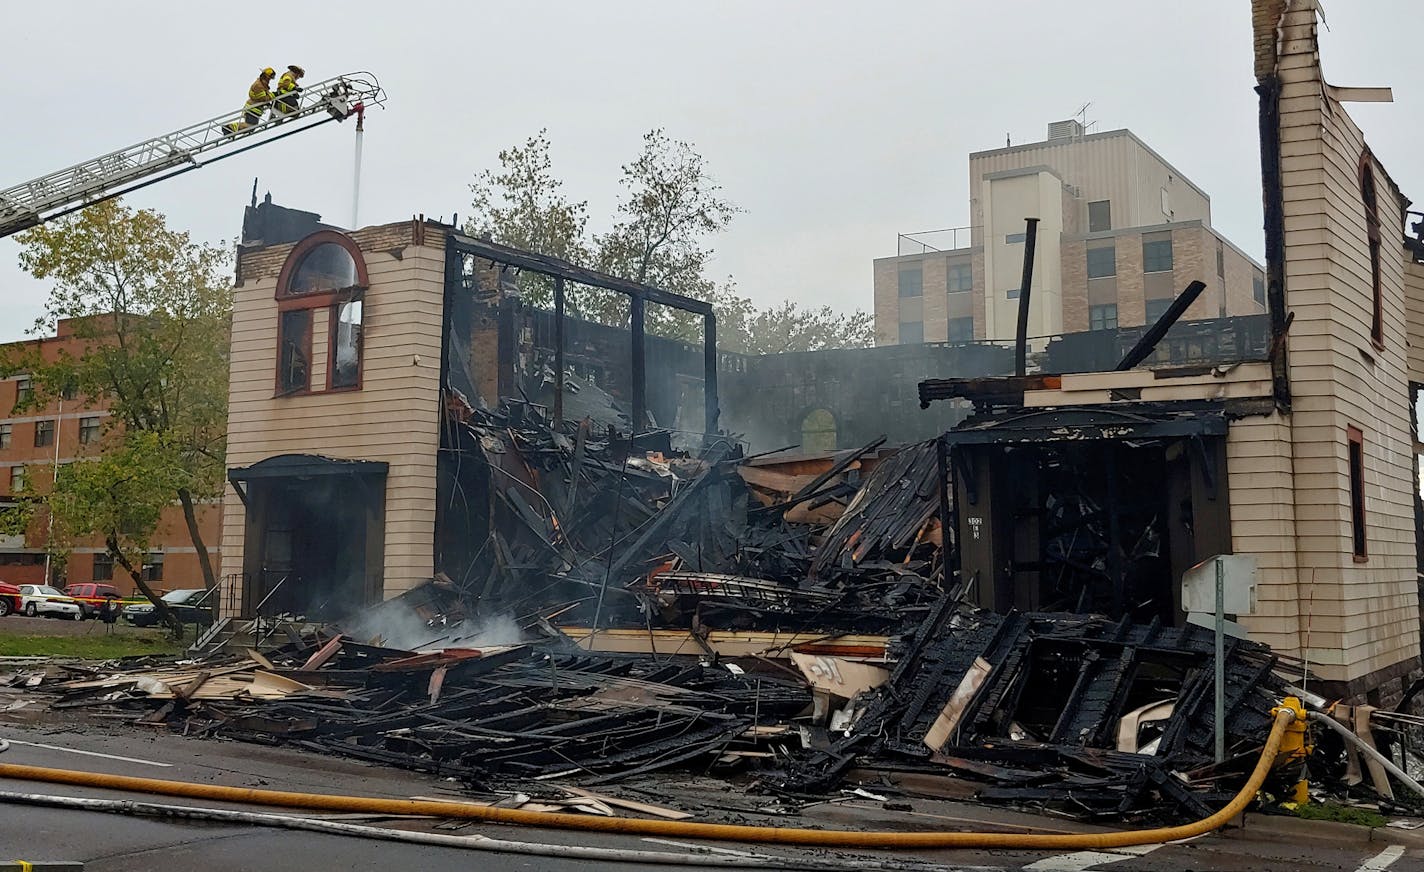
<box><xmin>64</xmin><ymin>582</ymin><xmax>133</xmax><ymax>620</ymax></box>
<box><xmin>124</xmin><ymin>588</ymin><xmax>215</xmax><ymax>628</ymax></box>
<box><xmin>16</xmin><ymin>584</ymin><xmax>82</xmax><ymax>620</ymax></box>
<box><xmin>0</xmin><ymin>582</ymin><xmax>20</xmax><ymax>617</ymax></box>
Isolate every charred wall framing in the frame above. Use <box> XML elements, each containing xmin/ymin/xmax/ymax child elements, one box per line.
<box><xmin>441</xmin><ymin>233</ymin><xmax>720</xmax><ymax>439</ymax></box>
<box><xmin>944</xmin><ymin>406</ymin><xmax>1232</xmax><ymax>625</ymax></box>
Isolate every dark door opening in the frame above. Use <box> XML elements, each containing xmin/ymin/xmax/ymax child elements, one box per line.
<box><xmin>950</xmin><ymin>408</ymin><xmax>1231</xmax><ymax>626</ymax></box>
<box><xmin>230</xmin><ymin>455</ymin><xmax>387</xmax><ymax>621</ymax></box>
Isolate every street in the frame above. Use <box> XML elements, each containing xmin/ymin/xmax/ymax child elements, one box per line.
<box><xmin>0</xmin><ymin>724</ymin><xmax>1417</xmax><ymax>871</ymax></box>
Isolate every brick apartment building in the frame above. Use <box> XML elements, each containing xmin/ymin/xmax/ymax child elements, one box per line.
<box><xmin>0</xmin><ymin>318</ymin><xmax>220</xmax><ymax>592</ymax></box>
<box><xmin>874</xmin><ymin>123</ymin><xmax>1268</xmax><ymax>345</ymax></box>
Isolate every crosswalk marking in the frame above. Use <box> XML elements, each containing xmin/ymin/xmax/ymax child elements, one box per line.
<box><xmin>1024</xmin><ymin>844</ymin><xmax>1162</xmax><ymax>871</ymax></box>
<box><xmin>1355</xmin><ymin>845</ymin><xmax>1407</xmax><ymax>872</ymax></box>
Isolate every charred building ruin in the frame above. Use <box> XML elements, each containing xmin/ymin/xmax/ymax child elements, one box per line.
<box><xmin>219</xmin><ymin>0</ymin><xmax>1424</xmax><ymax>703</ymax></box>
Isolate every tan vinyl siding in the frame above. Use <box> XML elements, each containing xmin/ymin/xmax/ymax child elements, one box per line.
<box><xmin>1264</xmin><ymin>1</ymin><xmax>1420</xmax><ymax>684</ymax></box>
<box><xmin>222</xmin><ymin>222</ymin><xmax>447</xmax><ymax>604</ymax></box>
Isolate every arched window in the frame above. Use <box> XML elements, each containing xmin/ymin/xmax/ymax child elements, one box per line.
<box><xmin>801</xmin><ymin>409</ymin><xmax>837</xmax><ymax>454</ymax></box>
<box><xmin>273</xmin><ymin>232</ymin><xmax>369</xmax><ymax>395</ymax></box>
<box><xmin>1360</xmin><ymin>150</ymin><xmax>1384</xmax><ymax>348</ymax></box>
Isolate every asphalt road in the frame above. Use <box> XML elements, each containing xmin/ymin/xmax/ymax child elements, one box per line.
<box><xmin>0</xmin><ymin>725</ymin><xmax>1418</xmax><ymax>871</ymax></box>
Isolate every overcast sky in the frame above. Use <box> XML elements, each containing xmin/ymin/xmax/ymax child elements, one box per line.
<box><xmin>1</xmin><ymin>1</ymin><xmax>1417</xmax><ymax>342</ymax></box>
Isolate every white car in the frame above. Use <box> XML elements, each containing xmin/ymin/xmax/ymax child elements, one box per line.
<box><xmin>16</xmin><ymin>584</ymin><xmax>82</xmax><ymax>620</ymax></box>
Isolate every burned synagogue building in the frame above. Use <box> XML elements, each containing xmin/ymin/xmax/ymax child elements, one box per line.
<box><xmin>218</xmin><ymin>0</ymin><xmax>1424</xmax><ymax>709</ymax></box>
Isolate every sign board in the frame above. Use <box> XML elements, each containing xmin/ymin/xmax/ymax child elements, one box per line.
<box><xmin>1181</xmin><ymin>554</ymin><xmax>1257</xmax><ymax>615</ymax></box>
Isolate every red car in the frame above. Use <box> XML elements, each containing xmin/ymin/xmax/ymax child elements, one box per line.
<box><xmin>0</xmin><ymin>582</ymin><xmax>20</xmax><ymax>617</ymax></box>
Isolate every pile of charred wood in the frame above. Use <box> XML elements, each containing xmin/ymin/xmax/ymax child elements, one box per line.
<box><xmin>440</xmin><ymin>399</ymin><xmax>946</xmax><ymax>636</ymax></box>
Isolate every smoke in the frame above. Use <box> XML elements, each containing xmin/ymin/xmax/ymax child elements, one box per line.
<box><xmin>343</xmin><ymin>600</ymin><xmax>526</xmax><ymax>652</ymax></box>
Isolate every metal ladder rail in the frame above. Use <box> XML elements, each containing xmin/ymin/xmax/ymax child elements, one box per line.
<box><xmin>0</xmin><ymin>72</ymin><xmax>386</xmax><ymax>238</ymax></box>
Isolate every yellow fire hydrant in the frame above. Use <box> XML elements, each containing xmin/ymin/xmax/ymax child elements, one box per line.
<box><xmin>1271</xmin><ymin>696</ymin><xmax>1311</xmax><ymax>804</ymax></box>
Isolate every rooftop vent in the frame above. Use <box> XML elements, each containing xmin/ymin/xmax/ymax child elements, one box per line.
<box><xmin>1047</xmin><ymin>120</ymin><xmax>1085</xmax><ymax>142</ymax></box>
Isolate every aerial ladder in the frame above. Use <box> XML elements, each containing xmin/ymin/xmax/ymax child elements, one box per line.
<box><xmin>0</xmin><ymin>71</ymin><xmax>386</xmax><ymax>239</ymax></box>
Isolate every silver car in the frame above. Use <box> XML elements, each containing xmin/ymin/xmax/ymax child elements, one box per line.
<box><xmin>17</xmin><ymin>584</ymin><xmax>82</xmax><ymax>620</ymax></box>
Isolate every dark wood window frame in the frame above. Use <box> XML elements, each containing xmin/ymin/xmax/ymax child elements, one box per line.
<box><xmin>273</xmin><ymin>231</ymin><xmax>370</xmax><ymax>397</ymax></box>
<box><xmin>1348</xmin><ymin>424</ymin><xmax>1368</xmax><ymax>562</ymax></box>
<box><xmin>326</xmin><ymin>296</ymin><xmax>365</xmax><ymax>392</ymax></box>
<box><xmin>1360</xmin><ymin>151</ymin><xmax>1385</xmax><ymax>349</ymax></box>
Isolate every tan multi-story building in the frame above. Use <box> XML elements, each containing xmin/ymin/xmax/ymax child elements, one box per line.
<box><xmin>873</xmin><ymin>124</ymin><xmax>1267</xmax><ymax>345</ymax></box>
<box><xmin>0</xmin><ymin>319</ymin><xmax>220</xmax><ymax>591</ymax></box>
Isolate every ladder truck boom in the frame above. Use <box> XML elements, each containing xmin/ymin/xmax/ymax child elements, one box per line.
<box><xmin>0</xmin><ymin>71</ymin><xmax>386</xmax><ymax>239</ymax></box>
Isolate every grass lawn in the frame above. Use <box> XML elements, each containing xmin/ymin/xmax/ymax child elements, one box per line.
<box><xmin>0</xmin><ymin>629</ymin><xmax>184</xmax><ymax>659</ymax></box>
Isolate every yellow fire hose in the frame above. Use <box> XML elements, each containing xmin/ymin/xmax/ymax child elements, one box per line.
<box><xmin>0</xmin><ymin>703</ymin><xmax>1300</xmax><ymax>850</ymax></box>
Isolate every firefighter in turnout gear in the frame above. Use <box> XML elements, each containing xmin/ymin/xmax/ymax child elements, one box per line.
<box><xmin>225</xmin><ymin>67</ymin><xmax>277</xmax><ymax>134</ymax></box>
<box><xmin>274</xmin><ymin>65</ymin><xmax>305</xmax><ymax>117</ymax></box>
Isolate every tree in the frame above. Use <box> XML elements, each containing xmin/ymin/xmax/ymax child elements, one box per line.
<box><xmin>590</xmin><ymin>129</ymin><xmax>740</xmax><ymax>339</ymax></box>
<box><xmin>3</xmin><ymin>200</ymin><xmax>231</xmax><ymax>637</ymax></box>
<box><xmin>730</xmin><ymin>302</ymin><xmax>875</xmax><ymax>356</ymax></box>
<box><xmin>466</xmin><ymin>130</ymin><xmax>590</xmax><ymax>308</ymax></box>
<box><xmin>468</xmin><ymin>128</ymin><xmax>875</xmax><ymax>353</ymax></box>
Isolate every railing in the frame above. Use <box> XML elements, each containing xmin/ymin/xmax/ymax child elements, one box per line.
<box><xmin>898</xmin><ymin>226</ymin><xmax>977</xmax><ymax>256</ymax></box>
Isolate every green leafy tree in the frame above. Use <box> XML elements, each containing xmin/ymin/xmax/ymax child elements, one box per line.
<box><xmin>3</xmin><ymin>200</ymin><xmax>231</xmax><ymax>636</ymax></box>
<box><xmin>466</xmin><ymin>130</ymin><xmax>590</xmax><ymax>308</ymax></box>
<box><xmin>467</xmin><ymin>128</ymin><xmax>874</xmax><ymax>353</ymax></box>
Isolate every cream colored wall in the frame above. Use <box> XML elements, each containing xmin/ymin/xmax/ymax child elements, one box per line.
<box><xmin>1267</xmin><ymin>1</ymin><xmax>1419</xmax><ymax>684</ymax></box>
<box><xmin>970</xmin><ymin>131</ymin><xmax>1211</xmax><ymax>236</ymax></box>
<box><xmin>221</xmin><ymin>224</ymin><xmax>447</xmax><ymax>605</ymax></box>
<box><xmin>981</xmin><ymin>172</ymin><xmax>1064</xmax><ymax>341</ymax></box>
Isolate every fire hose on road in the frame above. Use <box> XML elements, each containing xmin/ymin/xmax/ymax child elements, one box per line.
<box><xmin>0</xmin><ymin>701</ymin><xmax>1304</xmax><ymax>853</ymax></box>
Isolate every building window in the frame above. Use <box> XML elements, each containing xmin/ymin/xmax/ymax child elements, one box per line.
<box><xmin>33</xmin><ymin>420</ymin><xmax>54</xmax><ymax>448</ymax></box>
<box><xmin>1086</xmin><ymin>246</ymin><xmax>1117</xmax><ymax>279</ymax></box>
<box><xmin>1143</xmin><ymin>239</ymin><xmax>1174</xmax><ymax>273</ymax></box>
<box><xmin>1005</xmin><ymin>233</ymin><xmax>1026</xmax><ymax>244</ymax></box>
<box><xmin>275</xmin><ymin>231</ymin><xmax>370</xmax><ymax>397</ymax></box>
<box><xmin>1348</xmin><ymin>425</ymin><xmax>1367</xmax><ymax>560</ymax></box>
<box><xmin>1006</xmin><ymin>288</ymin><xmax>1021</xmax><ymax>300</ymax></box>
<box><xmin>13</xmin><ymin>377</ymin><xmax>31</xmax><ymax>409</ymax></box>
<box><xmin>1217</xmin><ymin>242</ymin><xmax>1226</xmax><ymax>278</ymax></box>
<box><xmin>141</xmin><ymin>552</ymin><xmax>164</xmax><ymax>583</ymax></box>
<box><xmin>1088</xmin><ymin>200</ymin><xmax>1111</xmax><ymax>232</ymax></box>
<box><xmin>947</xmin><ymin>317</ymin><xmax>974</xmax><ymax>341</ymax></box>
<box><xmin>330</xmin><ymin>300</ymin><xmax>363</xmax><ymax>389</ymax></box>
<box><xmin>277</xmin><ymin>309</ymin><xmax>312</xmax><ymax>395</ymax></box>
<box><xmin>801</xmin><ymin>409</ymin><xmax>837</xmax><ymax>454</ymax></box>
<box><xmin>898</xmin><ymin>321</ymin><xmax>925</xmax><ymax>344</ymax></box>
<box><xmin>0</xmin><ymin>424</ymin><xmax>12</xmax><ymax>450</ymax></box>
<box><xmin>947</xmin><ymin>263</ymin><xmax>972</xmax><ymax>293</ymax></box>
<box><xmin>10</xmin><ymin>466</ymin><xmax>24</xmax><ymax>494</ymax></box>
<box><xmin>1361</xmin><ymin>152</ymin><xmax>1384</xmax><ymax>347</ymax></box>
<box><xmin>898</xmin><ymin>264</ymin><xmax>923</xmax><ymax>298</ymax></box>
<box><xmin>1145</xmin><ymin>298</ymin><xmax>1174</xmax><ymax>323</ymax></box>
<box><xmin>1090</xmin><ymin>304</ymin><xmax>1118</xmax><ymax>331</ymax></box>
<box><xmin>93</xmin><ymin>551</ymin><xmax>114</xmax><ymax>582</ymax></box>
<box><xmin>79</xmin><ymin>416</ymin><xmax>101</xmax><ymax>445</ymax></box>
<box><xmin>1253</xmin><ymin>275</ymin><xmax>1266</xmax><ymax>307</ymax></box>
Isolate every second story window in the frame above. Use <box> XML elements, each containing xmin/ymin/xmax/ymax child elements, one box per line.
<box><xmin>330</xmin><ymin>300</ymin><xmax>363</xmax><ymax>389</ymax></box>
<box><xmin>947</xmin><ymin>263</ymin><xmax>972</xmax><ymax>293</ymax></box>
<box><xmin>1143</xmin><ymin>239</ymin><xmax>1174</xmax><ymax>273</ymax></box>
<box><xmin>275</xmin><ymin>231</ymin><xmax>369</xmax><ymax>397</ymax></box>
<box><xmin>277</xmin><ymin>310</ymin><xmax>312</xmax><ymax>395</ymax></box>
<box><xmin>33</xmin><ymin>420</ymin><xmax>55</xmax><ymax>448</ymax></box>
<box><xmin>79</xmin><ymin>416</ymin><xmax>101</xmax><ymax>445</ymax></box>
<box><xmin>1087</xmin><ymin>246</ymin><xmax>1117</xmax><ymax>279</ymax></box>
<box><xmin>898</xmin><ymin>264</ymin><xmax>923</xmax><ymax>298</ymax></box>
<box><xmin>0</xmin><ymin>424</ymin><xmax>12</xmax><ymax>450</ymax></box>
<box><xmin>10</xmin><ymin>465</ymin><xmax>25</xmax><ymax>494</ymax></box>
